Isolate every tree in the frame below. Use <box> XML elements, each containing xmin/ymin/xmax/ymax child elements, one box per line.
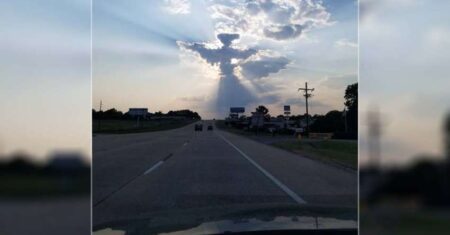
<box><xmin>103</xmin><ymin>108</ymin><xmax>123</xmax><ymax>119</ymax></box>
<box><xmin>255</xmin><ymin>105</ymin><xmax>269</xmax><ymax>115</ymax></box>
<box><xmin>310</xmin><ymin>110</ymin><xmax>345</xmax><ymax>133</ymax></box>
<box><xmin>167</xmin><ymin>109</ymin><xmax>201</xmax><ymax>120</ymax></box>
<box><xmin>345</xmin><ymin>83</ymin><xmax>358</xmax><ymax>109</ymax></box>
<box><xmin>344</xmin><ymin>83</ymin><xmax>358</xmax><ymax>133</ymax></box>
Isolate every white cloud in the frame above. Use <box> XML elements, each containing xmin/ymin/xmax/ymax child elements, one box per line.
<box><xmin>207</xmin><ymin>0</ymin><xmax>332</xmax><ymax>41</ymax></box>
<box><xmin>335</xmin><ymin>38</ymin><xmax>357</xmax><ymax>48</ymax></box>
<box><xmin>177</xmin><ymin>96</ymin><xmax>206</xmax><ymax>102</ymax></box>
<box><xmin>164</xmin><ymin>0</ymin><xmax>191</xmax><ymax>15</ymax></box>
<box><xmin>322</xmin><ymin>74</ymin><xmax>357</xmax><ymax>89</ymax></box>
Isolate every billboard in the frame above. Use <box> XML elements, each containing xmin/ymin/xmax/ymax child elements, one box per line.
<box><xmin>230</xmin><ymin>107</ymin><xmax>245</xmax><ymax>113</ymax></box>
<box><xmin>284</xmin><ymin>105</ymin><xmax>291</xmax><ymax>115</ymax></box>
<box><xmin>128</xmin><ymin>108</ymin><xmax>148</xmax><ymax>116</ymax></box>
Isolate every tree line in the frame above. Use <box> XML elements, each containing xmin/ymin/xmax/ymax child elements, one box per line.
<box><xmin>92</xmin><ymin>109</ymin><xmax>201</xmax><ymax>120</ymax></box>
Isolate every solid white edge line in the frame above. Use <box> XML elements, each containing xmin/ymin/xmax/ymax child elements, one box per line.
<box><xmin>216</xmin><ymin>132</ymin><xmax>307</xmax><ymax>204</ymax></box>
<box><xmin>144</xmin><ymin>161</ymin><xmax>164</xmax><ymax>175</ymax></box>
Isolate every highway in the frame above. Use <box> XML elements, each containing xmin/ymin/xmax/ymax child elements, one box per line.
<box><xmin>93</xmin><ymin>121</ymin><xmax>356</xmax><ymax>229</ymax></box>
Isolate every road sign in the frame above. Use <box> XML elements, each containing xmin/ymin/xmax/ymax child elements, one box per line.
<box><xmin>284</xmin><ymin>105</ymin><xmax>291</xmax><ymax>115</ymax></box>
<box><xmin>230</xmin><ymin>107</ymin><xmax>245</xmax><ymax>113</ymax></box>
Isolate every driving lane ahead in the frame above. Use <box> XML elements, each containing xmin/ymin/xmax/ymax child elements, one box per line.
<box><xmin>93</xmin><ymin>121</ymin><xmax>356</xmax><ymax>227</ymax></box>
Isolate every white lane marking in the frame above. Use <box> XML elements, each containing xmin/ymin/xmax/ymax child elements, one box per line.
<box><xmin>216</xmin><ymin>132</ymin><xmax>307</xmax><ymax>204</ymax></box>
<box><xmin>144</xmin><ymin>161</ymin><xmax>164</xmax><ymax>175</ymax></box>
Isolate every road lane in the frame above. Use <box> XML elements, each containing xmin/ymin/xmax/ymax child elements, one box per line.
<box><xmin>216</xmin><ymin>131</ymin><xmax>307</xmax><ymax>204</ymax></box>
<box><xmin>93</xmin><ymin>120</ymin><xmax>356</xmax><ymax>227</ymax></box>
<box><xmin>217</xmin><ymin>129</ymin><xmax>357</xmax><ymax>206</ymax></box>
<box><xmin>93</xmin><ymin>123</ymin><xmax>196</xmax><ymax>205</ymax></box>
<box><xmin>94</xmin><ymin>124</ymin><xmax>295</xmax><ymax>226</ymax></box>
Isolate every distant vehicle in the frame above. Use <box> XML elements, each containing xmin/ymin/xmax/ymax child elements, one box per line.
<box><xmin>195</xmin><ymin>124</ymin><xmax>203</xmax><ymax>131</ymax></box>
<box><xmin>207</xmin><ymin>125</ymin><xmax>213</xmax><ymax>131</ymax></box>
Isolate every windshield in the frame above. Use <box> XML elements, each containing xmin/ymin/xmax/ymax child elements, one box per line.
<box><xmin>92</xmin><ymin>0</ymin><xmax>358</xmax><ymax>234</ymax></box>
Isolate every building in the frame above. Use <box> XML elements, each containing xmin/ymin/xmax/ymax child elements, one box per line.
<box><xmin>127</xmin><ymin>108</ymin><xmax>148</xmax><ymax>118</ymax></box>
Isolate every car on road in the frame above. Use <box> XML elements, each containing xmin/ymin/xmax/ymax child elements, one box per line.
<box><xmin>207</xmin><ymin>125</ymin><xmax>213</xmax><ymax>131</ymax></box>
<box><xmin>195</xmin><ymin>124</ymin><xmax>203</xmax><ymax>131</ymax></box>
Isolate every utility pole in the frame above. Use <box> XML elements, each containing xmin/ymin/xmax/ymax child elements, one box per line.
<box><xmin>97</xmin><ymin>100</ymin><xmax>102</xmax><ymax>132</ymax></box>
<box><xmin>343</xmin><ymin>108</ymin><xmax>348</xmax><ymax>133</ymax></box>
<box><xmin>298</xmin><ymin>82</ymin><xmax>314</xmax><ymax>137</ymax></box>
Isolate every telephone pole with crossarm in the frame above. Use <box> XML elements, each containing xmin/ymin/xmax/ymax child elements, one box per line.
<box><xmin>298</xmin><ymin>82</ymin><xmax>314</xmax><ymax>137</ymax></box>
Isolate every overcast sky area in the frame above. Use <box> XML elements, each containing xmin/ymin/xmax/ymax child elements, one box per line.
<box><xmin>93</xmin><ymin>0</ymin><xmax>357</xmax><ymax>119</ymax></box>
<box><xmin>360</xmin><ymin>0</ymin><xmax>450</xmax><ymax>166</ymax></box>
<box><xmin>0</xmin><ymin>0</ymin><xmax>91</xmax><ymax>161</ymax></box>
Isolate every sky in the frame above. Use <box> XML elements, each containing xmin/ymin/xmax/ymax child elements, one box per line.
<box><xmin>1</xmin><ymin>0</ymin><xmax>447</xmax><ymax>167</ymax></box>
<box><xmin>0</xmin><ymin>0</ymin><xmax>91</xmax><ymax>161</ymax></box>
<box><xmin>93</xmin><ymin>0</ymin><xmax>358</xmax><ymax>119</ymax></box>
<box><xmin>359</xmin><ymin>0</ymin><xmax>450</xmax><ymax>166</ymax></box>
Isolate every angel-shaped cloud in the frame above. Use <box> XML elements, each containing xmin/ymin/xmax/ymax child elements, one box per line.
<box><xmin>178</xmin><ymin>33</ymin><xmax>289</xmax><ymax>113</ymax></box>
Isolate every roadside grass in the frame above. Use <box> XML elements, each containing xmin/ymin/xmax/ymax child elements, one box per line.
<box><xmin>93</xmin><ymin>119</ymin><xmax>197</xmax><ymax>134</ymax></box>
<box><xmin>360</xmin><ymin>207</ymin><xmax>450</xmax><ymax>235</ymax></box>
<box><xmin>0</xmin><ymin>174</ymin><xmax>90</xmax><ymax>198</ymax></box>
<box><xmin>216</xmin><ymin>120</ymin><xmax>357</xmax><ymax>169</ymax></box>
<box><xmin>272</xmin><ymin>139</ymin><xmax>357</xmax><ymax>169</ymax></box>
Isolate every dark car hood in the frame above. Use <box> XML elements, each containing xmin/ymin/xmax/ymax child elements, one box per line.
<box><xmin>94</xmin><ymin>204</ymin><xmax>357</xmax><ymax>235</ymax></box>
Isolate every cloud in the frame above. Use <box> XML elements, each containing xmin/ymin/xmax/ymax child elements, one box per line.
<box><xmin>207</xmin><ymin>0</ymin><xmax>332</xmax><ymax>40</ymax></box>
<box><xmin>335</xmin><ymin>38</ymin><xmax>358</xmax><ymax>48</ymax></box>
<box><xmin>217</xmin><ymin>33</ymin><xmax>240</xmax><ymax>47</ymax></box>
<box><xmin>177</xmin><ymin>96</ymin><xmax>206</xmax><ymax>102</ymax></box>
<box><xmin>164</xmin><ymin>0</ymin><xmax>191</xmax><ymax>15</ymax></box>
<box><xmin>321</xmin><ymin>74</ymin><xmax>357</xmax><ymax>89</ymax></box>
<box><xmin>263</xmin><ymin>24</ymin><xmax>305</xmax><ymax>40</ymax></box>
<box><xmin>179</xmin><ymin>33</ymin><xmax>291</xmax><ymax>81</ymax></box>
<box><xmin>240</xmin><ymin>53</ymin><xmax>290</xmax><ymax>80</ymax></box>
<box><xmin>178</xmin><ymin>33</ymin><xmax>257</xmax><ymax>77</ymax></box>
<box><xmin>284</xmin><ymin>97</ymin><xmax>329</xmax><ymax>109</ymax></box>
<box><xmin>178</xmin><ymin>33</ymin><xmax>293</xmax><ymax>114</ymax></box>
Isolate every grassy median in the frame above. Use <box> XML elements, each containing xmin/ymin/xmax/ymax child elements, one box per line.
<box><xmin>272</xmin><ymin>139</ymin><xmax>357</xmax><ymax>169</ymax></box>
<box><xmin>216</xmin><ymin>120</ymin><xmax>357</xmax><ymax>169</ymax></box>
<box><xmin>93</xmin><ymin>119</ymin><xmax>197</xmax><ymax>134</ymax></box>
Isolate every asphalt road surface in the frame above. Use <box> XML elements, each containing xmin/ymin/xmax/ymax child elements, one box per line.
<box><xmin>93</xmin><ymin>121</ymin><xmax>356</xmax><ymax>229</ymax></box>
<box><xmin>0</xmin><ymin>196</ymin><xmax>90</xmax><ymax>235</ymax></box>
